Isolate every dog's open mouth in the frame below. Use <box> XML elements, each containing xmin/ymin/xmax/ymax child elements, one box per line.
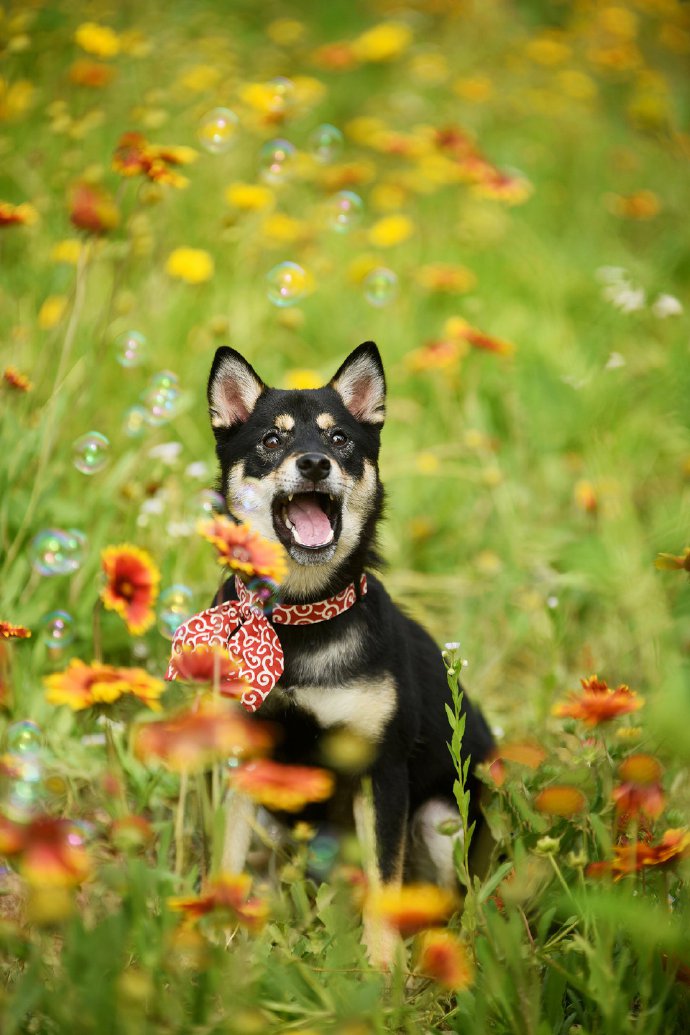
<box><xmin>272</xmin><ymin>491</ymin><xmax>342</xmax><ymax>554</ymax></box>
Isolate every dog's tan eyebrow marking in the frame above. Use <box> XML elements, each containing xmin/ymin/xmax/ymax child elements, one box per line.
<box><xmin>316</xmin><ymin>412</ymin><xmax>336</xmax><ymax>430</ymax></box>
<box><xmin>274</xmin><ymin>414</ymin><xmax>295</xmax><ymax>431</ymax></box>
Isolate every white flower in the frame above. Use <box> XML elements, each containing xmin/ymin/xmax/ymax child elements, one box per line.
<box><xmin>605</xmin><ymin>352</ymin><xmax>626</xmax><ymax>369</ymax></box>
<box><xmin>602</xmin><ymin>282</ymin><xmax>645</xmax><ymax>312</ymax></box>
<box><xmin>652</xmin><ymin>294</ymin><xmax>683</xmax><ymax>318</ymax></box>
<box><xmin>185</xmin><ymin>461</ymin><xmax>209</xmax><ymax>479</ymax></box>
<box><xmin>141</xmin><ymin>496</ymin><xmax>165</xmax><ymax>515</ymax></box>
<box><xmin>148</xmin><ymin>441</ymin><xmax>182</xmax><ymax>464</ymax></box>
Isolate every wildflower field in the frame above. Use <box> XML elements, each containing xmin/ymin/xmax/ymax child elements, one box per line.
<box><xmin>2</xmin><ymin>0</ymin><xmax>690</xmax><ymax>1031</ymax></box>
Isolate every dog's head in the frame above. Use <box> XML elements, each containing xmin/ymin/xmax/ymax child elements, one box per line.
<box><xmin>207</xmin><ymin>342</ymin><xmax>385</xmax><ymax>598</ymax></box>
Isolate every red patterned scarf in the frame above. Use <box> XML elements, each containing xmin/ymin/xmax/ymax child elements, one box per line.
<box><xmin>166</xmin><ymin>574</ymin><xmax>368</xmax><ymax>712</ymax></box>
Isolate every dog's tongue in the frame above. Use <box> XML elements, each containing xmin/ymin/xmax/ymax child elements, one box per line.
<box><xmin>286</xmin><ymin>495</ymin><xmax>332</xmax><ymax>547</ymax></box>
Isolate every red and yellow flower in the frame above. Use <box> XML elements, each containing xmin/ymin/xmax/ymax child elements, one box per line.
<box><xmin>553</xmin><ymin>675</ymin><xmax>644</xmax><ymax>726</ymax></box>
<box><xmin>366</xmin><ymin>883</ymin><xmax>458</xmax><ymax>937</ymax></box>
<box><xmin>133</xmin><ymin>697</ymin><xmax>273</xmax><ymax>773</ymax></box>
<box><xmin>69</xmin><ymin>181</ymin><xmax>119</xmax><ymax>234</ymax></box>
<box><xmin>655</xmin><ymin>547</ymin><xmax>690</xmax><ymax>574</ymax></box>
<box><xmin>534</xmin><ymin>784</ymin><xmax>588</xmax><ymax>818</ymax></box>
<box><xmin>0</xmin><ymin>815</ymin><xmax>91</xmax><ymax>887</ymax></box>
<box><xmin>0</xmin><ymin>621</ymin><xmax>31</xmax><ymax>640</ymax></box>
<box><xmin>44</xmin><ymin>659</ymin><xmax>164</xmax><ymax>711</ymax></box>
<box><xmin>446</xmin><ymin>317</ymin><xmax>516</xmax><ymax>357</ymax></box>
<box><xmin>199</xmin><ymin>517</ymin><xmax>288</xmax><ymax>584</ymax></box>
<box><xmin>112</xmin><ymin>131</ymin><xmax>197</xmax><ymax>189</ymax></box>
<box><xmin>169</xmin><ymin>873</ymin><xmax>268</xmax><ymax>929</ymax></box>
<box><xmin>3</xmin><ymin>367</ymin><xmax>32</xmax><ymax>392</ymax></box>
<box><xmin>69</xmin><ymin>59</ymin><xmax>115</xmax><ymax>88</ymax></box>
<box><xmin>486</xmin><ymin>739</ymin><xmax>547</xmax><ymax>787</ymax></box>
<box><xmin>416</xmin><ymin>929</ymin><xmax>474</xmax><ymax>990</ymax></box>
<box><xmin>613</xmin><ymin>754</ymin><xmax>665</xmax><ymax>826</ymax></box>
<box><xmin>0</xmin><ymin>201</ymin><xmax>38</xmax><ymax>227</ymax></box>
<box><xmin>101</xmin><ymin>544</ymin><xmax>160</xmax><ymax>635</ymax></box>
<box><xmin>588</xmin><ymin>828</ymin><xmax>690</xmax><ymax>880</ymax></box>
<box><xmin>228</xmin><ymin>759</ymin><xmax>334</xmax><ymax>812</ymax></box>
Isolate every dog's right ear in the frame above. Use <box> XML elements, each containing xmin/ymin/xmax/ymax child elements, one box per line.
<box><xmin>207</xmin><ymin>347</ymin><xmax>265</xmax><ymax>429</ymax></box>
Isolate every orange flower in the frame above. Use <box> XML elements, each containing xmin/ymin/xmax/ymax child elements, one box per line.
<box><xmin>133</xmin><ymin>697</ymin><xmax>273</xmax><ymax>773</ymax></box>
<box><xmin>0</xmin><ymin>201</ymin><xmax>38</xmax><ymax>227</ymax></box>
<box><xmin>101</xmin><ymin>544</ymin><xmax>160</xmax><ymax>635</ymax></box>
<box><xmin>473</xmin><ymin>167</ymin><xmax>533</xmax><ymax>205</ymax></box>
<box><xmin>228</xmin><ymin>759</ymin><xmax>334</xmax><ymax>812</ymax></box>
<box><xmin>553</xmin><ymin>674</ymin><xmax>644</xmax><ymax>726</ymax></box>
<box><xmin>405</xmin><ymin>339</ymin><xmax>464</xmax><ymax>373</ymax></box>
<box><xmin>534</xmin><ymin>784</ymin><xmax>587</xmax><ymax>818</ymax></box>
<box><xmin>486</xmin><ymin>740</ymin><xmax>547</xmax><ymax>787</ymax></box>
<box><xmin>3</xmin><ymin>367</ymin><xmax>32</xmax><ymax>391</ymax></box>
<box><xmin>0</xmin><ymin>621</ymin><xmax>31</xmax><ymax>639</ymax></box>
<box><xmin>588</xmin><ymin>829</ymin><xmax>690</xmax><ymax>880</ymax></box>
<box><xmin>168</xmin><ymin>643</ymin><xmax>248</xmax><ymax>697</ymax></box>
<box><xmin>613</xmin><ymin>754</ymin><xmax>665</xmax><ymax>826</ymax></box>
<box><xmin>311</xmin><ymin>41</ymin><xmax>359</xmax><ymax>71</ymax></box>
<box><xmin>366</xmin><ymin>883</ymin><xmax>458</xmax><ymax>937</ymax></box>
<box><xmin>112</xmin><ymin>132</ymin><xmax>196</xmax><ymax>188</ymax></box>
<box><xmin>574</xmin><ymin>479</ymin><xmax>598</xmax><ymax>515</ymax></box>
<box><xmin>655</xmin><ymin>548</ymin><xmax>690</xmax><ymax>574</ymax></box>
<box><xmin>447</xmin><ymin>317</ymin><xmax>516</xmax><ymax>357</ymax></box>
<box><xmin>414</xmin><ymin>263</ymin><xmax>477</xmax><ymax>294</ymax></box>
<box><xmin>198</xmin><ymin>517</ymin><xmax>288</xmax><ymax>584</ymax></box>
<box><xmin>169</xmin><ymin>873</ymin><xmax>268</xmax><ymax>929</ymax></box>
<box><xmin>69</xmin><ymin>181</ymin><xmax>119</xmax><ymax>234</ymax></box>
<box><xmin>44</xmin><ymin>659</ymin><xmax>164</xmax><ymax>711</ymax></box>
<box><xmin>416</xmin><ymin>929</ymin><xmax>474</xmax><ymax>990</ymax></box>
<box><xmin>0</xmin><ymin>815</ymin><xmax>91</xmax><ymax>887</ymax></box>
<box><xmin>69</xmin><ymin>59</ymin><xmax>115</xmax><ymax>87</ymax></box>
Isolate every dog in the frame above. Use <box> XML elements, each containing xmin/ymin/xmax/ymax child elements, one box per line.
<box><xmin>206</xmin><ymin>340</ymin><xmax>495</xmax><ymax>960</ymax></box>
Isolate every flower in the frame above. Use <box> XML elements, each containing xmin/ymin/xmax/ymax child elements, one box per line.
<box><xmin>352</xmin><ymin>22</ymin><xmax>413</xmax><ymax>63</ymax></box>
<box><xmin>169</xmin><ymin>643</ymin><xmax>248</xmax><ymax>696</ymax></box>
<box><xmin>283</xmin><ymin>369</ymin><xmax>322</xmax><ymax>390</ymax></box>
<box><xmin>101</xmin><ymin>544</ymin><xmax>160</xmax><ymax>635</ymax></box>
<box><xmin>50</xmin><ymin>239</ymin><xmax>83</xmax><ymax>265</ymax></box>
<box><xmin>169</xmin><ymin>873</ymin><xmax>268</xmax><ymax>929</ymax></box>
<box><xmin>0</xmin><ymin>815</ymin><xmax>91</xmax><ymax>887</ymax></box>
<box><xmin>445</xmin><ymin>317</ymin><xmax>516</xmax><ymax>357</ymax></box>
<box><xmin>0</xmin><ymin>200</ymin><xmax>38</xmax><ymax>227</ymax></box>
<box><xmin>368</xmin><ymin>213</ymin><xmax>414</xmax><ymax>248</ymax></box>
<box><xmin>199</xmin><ymin>517</ymin><xmax>288</xmax><ymax>583</ymax></box>
<box><xmin>228</xmin><ymin>759</ymin><xmax>334</xmax><ymax>812</ymax></box>
<box><xmin>225</xmin><ymin>182</ymin><xmax>275</xmax><ymax>212</ymax></box>
<box><xmin>112</xmin><ymin>132</ymin><xmax>197</xmax><ymax>188</ymax></box>
<box><xmin>74</xmin><ymin>22</ymin><xmax>120</xmax><ymax>58</ymax></box>
<box><xmin>69</xmin><ymin>60</ymin><xmax>115</xmax><ymax>88</ymax></box>
<box><xmin>44</xmin><ymin>659</ymin><xmax>164</xmax><ymax>711</ymax></box>
<box><xmin>416</xmin><ymin>930</ymin><xmax>474</xmax><ymax>990</ymax></box>
<box><xmin>0</xmin><ymin>621</ymin><xmax>31</xmax><ymax>639</ymax></box>
<box><xmin>133</xmin><ymin>697</ymin><xmax>273</xmax><ymax>773</ymax></box>
<box><xmin>574</xmin><ymin>479</ymin><xmax>598</xmax><ymax>515</ymax></box>
<box><xmin>587</xmin><ymin>829</ymin><xmax>690</xmax><ymax>880</ymax></box>
<box><xmin>606</xmin><ymin>190</ymin><xmax>660</xmax><ymax>220</ymax></box>
<box><xmin>38</xmin><ymin>295</ymin><xmax>68</xmax><ymax>330</ymax></box>
<box><xmin>655</xmin><ymin>548</ymin><xmax>690</xmax><ymax>574</ymax></box>
<box><xmin>553</xmin><ymin>675</ymin><xmax>644</xmax><ymax>726</ymax></box>
<box><xmin>69</xmin><ymin>181</ymin><xmax>119</xmax><ymax>233</ymax></box>
<box><xmin>613</xmin><ymin>754</ymin><xmax>665</xmax><ymax>826</ymax></box>
<box><xmin>485</xmin><ymin>740</ymin><xmax>547</xmax><ymax>787</ymax></box>
<box><xmin>165</xmin><ymin>247</ymin><xmax>214</xmax><ymax>284</ymax></box>
<box><xmin>3</xmin><ymin>367</ymin><xmax>32</xmax><ymax>391</ymax></box>
<box><xmin>534</xmin><ymin>785</ymin><xmax>588</xmax><ymax>818</ymax></box>
<box><xmin>366</xmin><ymin>883</ymin><xmax>458</xmax><ymax>937</ymax></box>
<box><xmin>405</xmin><ymin>339</ymin><xmax>464</xmax><ymax>373</ymax></box>
<box><xmin>414</xmin><ymin>263</ymin><xmax>477</xmax><ymax>294</ymax></box>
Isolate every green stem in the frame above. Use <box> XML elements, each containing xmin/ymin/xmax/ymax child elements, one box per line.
<box><xmin>92</xmin><ymin>598</ymin><xmax>103</xmax><ymax>664</ymax></box>
<box><xmin>175</xmin><ymin>770</ymin><xmax>189</xmax><ymax>878</ymax></box>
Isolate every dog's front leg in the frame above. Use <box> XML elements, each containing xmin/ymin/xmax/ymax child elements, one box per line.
<box><xmin>221</xmin><ymin>788</ymin><xmax>256</xmax><ymax>873</ymax></box>
<box><xmin>354</xmin><ymin>762</ymin><xmax>408</xmax><ymax>969</ymax></box>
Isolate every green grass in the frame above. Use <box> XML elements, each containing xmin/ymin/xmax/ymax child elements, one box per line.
<box><xmin>1</xmin><ymin>0</ymin><xmax>690</xmax><ymax>1031</ymax></box>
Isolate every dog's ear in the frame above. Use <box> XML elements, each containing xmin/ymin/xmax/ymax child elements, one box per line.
<box><xmin>208</xmin><ymin>347</ymin><xmax>266</xmax><ymax>428</ymax></box>
<box><xmin>328</xmin><ymin>341</ymin><xmax>386</xmax><ymax>425</ymax></box>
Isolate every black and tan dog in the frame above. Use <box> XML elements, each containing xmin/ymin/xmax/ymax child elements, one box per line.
<box><xmin>207</xmin><ymin>341</ymin><xmax>494</xmax><ymax>958</ymax></box>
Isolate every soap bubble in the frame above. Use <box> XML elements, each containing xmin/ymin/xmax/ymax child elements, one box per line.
<box><xmin>198</xmin><ymin>107</ymin><xmax>239</xmax><ymax>154</ymax></box>
<box><xmin>2</xmin><ymin>755</ymin><xmax>44</xmax><ymax>820</ymax></box>
<box><xmin>40</xmin><ymin>610</ymin><xmax>75</xmax><ymax>650</ymax></box>
<box><xmin>123</xmin><ymin>404</ymin><xmax>149</xmax><ymax>438</ymax></box>
<box><xmin>266</xmin><ymin>76</ymin><xmax>295</xmax><ymax>117</ymax></box>
<box><xmin>157</xmin><ymin>584</ymin><xmax>194</xmax><ymax>640</ymax></box>
<box><xmin>141</xmin><ymin>370</ymin><xmax>180</xmax><ymax>426</ymax></box>
<box><xmin>72</xmin><ymin>431</ymin><xmax>110</xmax><ymax>475</ymax></box>
<box><xmin>308</xmin><ymin>123</ymin><xmax>344</xmax><ymax>164</ymax></box>
<box><xmin>195</xmin><ymin>488</ymin><xmax>226</xmax><ymax>519</ymax></box>
<box><xmin>259</xmin><ymin>138</ymin><xmax>296</xmax><ymax>185</ymax></box>
<box><xmin>266</xmin><ymin>261</ymin><xmax>312</xmax><ymax>307</ymax></box>
<box><xmin>246</xmin><ymin>577</ymin><xmax>279</xmax><ymax>615</ymax></box>
<box><xmin>31</xmin><ymin>528</ymin><xmax>86</xmax><ymax>576</ymax></box>
<box><xmin>113</xmin><ymin>330</ymin><xmax>148</xmax><ymax>368</ymax></box>
<box><xmin>363</xmin><ymin>267</ymin><xmax>398</xmax><ymax>308</ymax></box>
<box><xmin>6</xmin><ymin>720</ymin><xmax>42</xmax><ymax>755</ymax></box>
<box><xmin>324</xmin><ymin>190</ymin><xmax>363</xmax><ymax>233</ymax></box>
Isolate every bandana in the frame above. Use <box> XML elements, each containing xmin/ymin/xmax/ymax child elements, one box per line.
<box><xmin>166</xmin><ymin>574</ymin><xmax>367</xmax><ymax>712</ymax></box>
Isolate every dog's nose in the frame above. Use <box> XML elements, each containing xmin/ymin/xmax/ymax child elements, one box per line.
<box><xmin>296</xmin><ymin>452</ymin><xmax>331</xmax><ymax>482</ymax></box>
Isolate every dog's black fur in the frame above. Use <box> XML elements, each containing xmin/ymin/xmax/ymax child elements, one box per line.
<box><xmin>208</xmin><ymin>341</ymin><xmax>494</xmax><ymax>885</ymax></box>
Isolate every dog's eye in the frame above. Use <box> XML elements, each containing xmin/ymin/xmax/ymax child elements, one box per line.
<box><xmin>330</xmin><ymin>429</ymin><xmax>348</xmax><ymax>447</ymax></box>
<box><xmin>262</xmin><ymin>431</ymin><xmax>282</xmax><ymax>449</ymax></box>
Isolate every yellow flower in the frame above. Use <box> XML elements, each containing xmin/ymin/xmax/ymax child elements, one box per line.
<box><xmin>368</xmin><ymin>214</ymin><xmax>414</xmax><ymax>248</ymax></box>
<box><xmin>260</xmin><ymin>212</ymin><xmax>307</xmax><ymax>244</ymax></box>
<box><xmin>525</xmin><ymin>34</ymin><xmax>571</xmax><ymax>66</ymax></box>
<box><xmin>74</xmin><ymin>22</ymin><xmax>120</xmax><ymax>59</ymax></box>
<box><xmin>284</xmin><ymin>369</ymin><xmax>321</xmax><ymax>390</ymax></box>
<box><xmin>0</xmin><ymin>76</ymin><xmax>34</xmax><ymax>120</ymax></box>
<box><xmin>165</xmin><ymin>248</ymin><xmax>214</xmax><ymax>285</ymax></box>
<box><xmin>38</xmin><ymin>295</ymin><xmax>68</xmax><ymax>330</ymax></box>
<box><xmin>347</xmin><ymin>253</ymin><xmax>380</xmax><ymax>284</ymax></box>
<box><xmin>352</xmin><ymin>22</ymin><xmax>413</xmax><ymax>63</ymax></box>
<box><xmin>225</xmin><ymin>182</ymin><xmax>275</xmax><ymax>212</ymax></box>
<box><xmin>50</xmin><ymin>239</ymin><xmax>82</xmax><ymax>265</ymax></box>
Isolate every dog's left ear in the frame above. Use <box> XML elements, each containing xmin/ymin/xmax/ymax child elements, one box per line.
<box><xmin>329</xmin><ymin>341</ymin><xmax>386</xmax><ymax>425</ymax></box>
